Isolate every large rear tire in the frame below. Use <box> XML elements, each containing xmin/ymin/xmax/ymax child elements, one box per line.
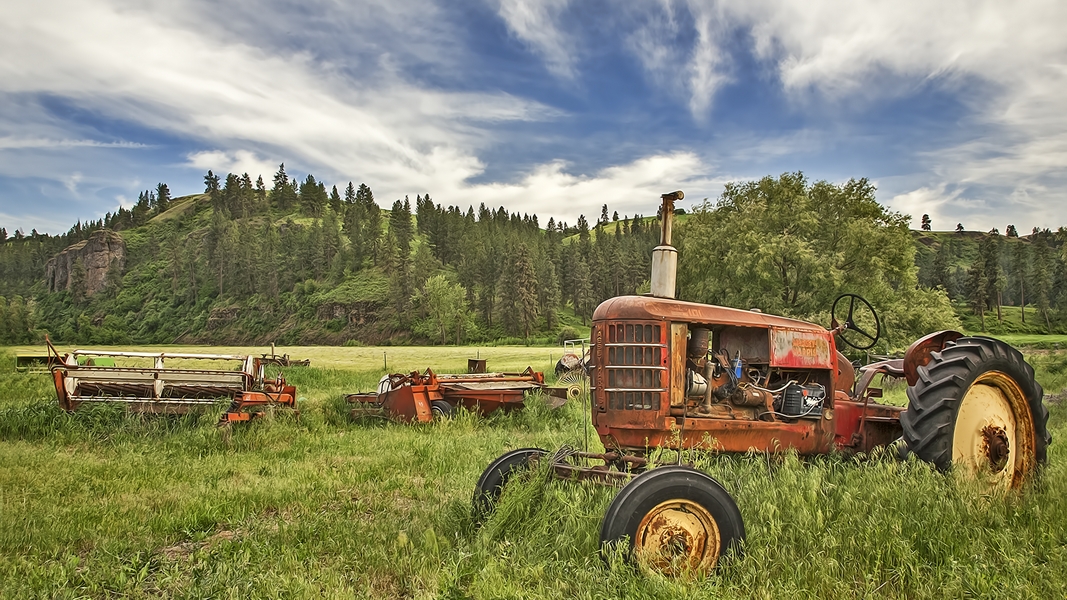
<box><xmin>599</xmin><ymin>466</ymin><xmax>744</xmax><ymax>577</ymax></box>
<box><xmin>471</xmin><ymin>448</ymin><xmax>546</xmax><ymax>519</ymax></box>
<box><xmin>901</xmin><ymin>336</ymin><xmax>1050</xmax><ymax>488</ymax></box>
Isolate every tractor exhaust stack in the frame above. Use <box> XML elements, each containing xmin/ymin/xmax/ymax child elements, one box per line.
<box><xmin>650</xmin><ymin>190</ymin><xmax>683</xmax><ymax>299</ymax></box>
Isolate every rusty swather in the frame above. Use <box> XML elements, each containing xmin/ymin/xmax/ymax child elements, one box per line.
<box><xmin>346</xmin><ymin>366</ymin><xmax>549</xmax><ymax>423</ymax></box>
<box><xmin>474</xmin><ymin>190</ymin><xmax>1052</xmax><ymax>578</ymax></box>
<box><xmin>46</xmin><ymin>338</ymin><xmax>298</xmax><ymax>424</ymax></box>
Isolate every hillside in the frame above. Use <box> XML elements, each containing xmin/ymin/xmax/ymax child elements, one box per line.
<box><xmin>3</xmin><ymin>172</ymin><xmax>658</xmax><ymax>346</ymax></box>
<box><xmin>4</xmin><ymin>171</ymin><xmax>1067</xmax><ymax>347</ymax></box>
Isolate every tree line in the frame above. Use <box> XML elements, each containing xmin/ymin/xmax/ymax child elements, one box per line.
<box><xmin>6</xmin><ymin>167</ymin><xmax>1066</xmax><ymax>347</ymax></box>
<box><xmin>9</xmin><ymin>163</ymin><xmax>662</xmax><ymax>345</ymax></box>
<box><xmin>917</xmin><ymin>226</ymin><xmax>1067</xmax><ymax>333</ymax></box>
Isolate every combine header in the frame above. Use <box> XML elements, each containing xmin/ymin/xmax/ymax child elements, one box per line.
<box><xmin>347</xmin><ymin>367</ymin><xmax>548</xmax><ymax>422</ymax></box>
<box><xmin>47</xmin><ymin>342</ymin><xmax>298</xmax><ymax>424</ymax></box>
<box><xmin>473</xmin><ymin>191</ymin><xmax>1052</xmax><ymax>578</ymax></box>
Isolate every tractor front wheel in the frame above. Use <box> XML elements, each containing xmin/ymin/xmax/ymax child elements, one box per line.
<box><xmin>599</xmin><ymin>466</ymin><xmax>744</xmax><ymax>577</ymax></box>
<box><xmin>901</xmin><ymin>336</ymin><xmax>1050</xmax><ymax>488</ymax></box>
<box><xmin>471</xmin><ymin>448</ymin><xmax>546</xmax><ymax>519</ymax></box>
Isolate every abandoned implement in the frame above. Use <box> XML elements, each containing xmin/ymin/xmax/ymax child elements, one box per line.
<box><xmin>346</xmin><ymin>367</ymin><xmax>547</xmax><ymax>423</ymax></box>
<box><xmin>474</xmin><ymin>191</ymin><xmax>1052</xmax><ymax>578</ymax></box>
<box><xmin>48</xmin><ymin>343</ymin><xmax>298</xmax><ymax>424</ymax></box>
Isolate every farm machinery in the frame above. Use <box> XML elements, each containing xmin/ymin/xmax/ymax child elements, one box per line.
<box><xmin>473</xmin><ymin>191</ymin><xmax>1052</xmax><ymax>577</ymax></box>
<box><xmin>46</xmin><ymin>341</ymin><xmax>299</xmax><ymax>424</ymax></box>
<box><xmin>346</xmin><ymin>367</ymin><xmax>550</xmax><ymax>423</ymax></box>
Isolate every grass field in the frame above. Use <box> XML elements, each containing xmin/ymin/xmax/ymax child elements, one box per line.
<box><xmin>2</xmin><ymin>343</ymin><xmax>1066</xmax><ymax>599</ymax></box>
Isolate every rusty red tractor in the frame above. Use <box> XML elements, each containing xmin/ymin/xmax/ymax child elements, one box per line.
<box><xmin>473</xmin><ymin>191</ymin><xmax>1051</xmax><ymax>577</ymax></box>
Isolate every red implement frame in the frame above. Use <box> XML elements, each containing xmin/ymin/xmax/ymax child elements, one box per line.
<box><xmin>347</xmin><ymin>368</ymin><xmax>545</xmax><ymax>423</ymax></box>
<box><xmin>46</xmin><ymin>339</ymin><xmax>298</xmax><ymax>424</ymax></box>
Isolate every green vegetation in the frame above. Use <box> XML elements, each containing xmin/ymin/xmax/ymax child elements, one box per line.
<box><xmin>2</xmin><ymin>344</ymin><xmax>1066</xmax><ymax>598</ymax></box>
<box><xmin>1</xmin><ymin>167</ymin><xmax>662</xmax><ymax>347</ymax></box>
<box><xmin>678</xmin><ymin>173</ymin><xmax>958</xmax><ymax>352</ymax></box>
<box><xmin>5</xmin><ymin>169</ymin><xmax>1067</xmax><ymax>349</ymax></box>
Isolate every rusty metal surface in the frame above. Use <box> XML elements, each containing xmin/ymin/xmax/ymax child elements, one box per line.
<box><xmin>592</xmin><ymin>295</ymin><xmax>830</xmax><ymax>333</ymax></box>
<box><xmin>346</xmin><ymin>367</ymin><xmax>547</xmax><ymax>422</ymax></box>
<box><xmin>903</xmin><ymin>330</ymin><xmax>963</xmax><ymax>386</ymax></box>
<box><xmin>636</xmin><ymin>499</ymin><xmax>719</xmax><ymax>576</ymax></box>
<box><xmin>769</xmin><ymin>328</ymin><xmax>834</xmax><ymax>369</ymax></box>
<box><xmin>48</xmin><ymin>346</ymin><xmax>297</xmax><ymax>423</ymax></box>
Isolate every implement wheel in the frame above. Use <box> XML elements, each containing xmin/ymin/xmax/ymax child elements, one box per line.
<box><xmin>901</xmin><ymin>336</ymin><xmax>1051</xmax><ymax>488</ymax></box>
<box><xmin>600</xmin><ymin>466</ymin><xmax>744</xmax><ymax>577</ymax></box>
<box><xmin>430</xmin><ymin>400</ymin><xmax>453</xmax><ymax>419</ymax></box>
<box><xmin>472</xmin><ymin>448</ymin><xmax>546</xmax><ymax>519</ymax></box>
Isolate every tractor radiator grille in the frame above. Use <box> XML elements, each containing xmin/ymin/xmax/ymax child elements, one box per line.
<box><xmin>603</xmin><ymin>322</ymin><xmax>666</xmax><ymax>411</ymax></box>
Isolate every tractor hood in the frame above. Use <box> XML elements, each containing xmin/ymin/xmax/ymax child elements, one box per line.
<box><xmin>592</xmin><ymin>295</ymin><xmax>829</xmax><ymax>334</ymax></box>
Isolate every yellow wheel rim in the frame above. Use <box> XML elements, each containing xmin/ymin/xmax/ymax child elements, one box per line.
<box><xmin>952</xmin><ymin>371</ymin><xmax>1037</xmax><ymax>488</ymax></box>
<box><xmin>634</xmin><ymin>499</ymin><xmax>720</xmax><ymax>576</ymax></box>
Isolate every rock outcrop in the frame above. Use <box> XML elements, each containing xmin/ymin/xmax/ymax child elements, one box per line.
<box><xmin>46</xmin><ymin>230</ymin><xmax>126</xmax><ymax>297</ymax></box>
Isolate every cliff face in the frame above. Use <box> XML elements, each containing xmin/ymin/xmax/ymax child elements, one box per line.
<box><xmin>46</xmin><ymin>230</ymin><xmax>126</xmax><ymax>297</ymax></box>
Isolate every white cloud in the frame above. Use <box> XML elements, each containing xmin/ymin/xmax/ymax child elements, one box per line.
<box><xmin>63</xmin><ymin>172</ymin><xmax>83</xmax><ymax>195</ymax></box>
<box><xmin>0</xmin><ymin>137</ymin><xmax>148</xmax><ymax>150</ymax></box>
<box><xmin>495</xmin><ymin>0</ymin><xmax>577</xmax><ymax>80</ymax></box>
<box><xmin>439</xmin><ymin>151</ymin><xmax>726</xmax><ymax>224</ymax></box>
<box><xmin>0</xmin><ymin>0</ymin><xmax>559</xmax><ymax>211</ymax></box>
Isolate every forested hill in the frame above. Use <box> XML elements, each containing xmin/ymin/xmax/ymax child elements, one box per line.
<box><xmin>2</xmin><ymin>169</ymin><xmax>1065</xmax><ymax>348</ymax></box>
<box><xmin>0</xmin><ymin>167</ymin><xmax>661</xmax><ymax>346</ymax></box>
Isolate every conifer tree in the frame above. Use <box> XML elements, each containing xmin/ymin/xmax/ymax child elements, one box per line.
<box><xmin>1013</xmin><ymin>242</ymin><xmax>1030</xmax><ymax>324</ymax></box>
<box><xmin>156</xmin><ymin>183</ymin><xmax>171</xmax><ymax>212</ymax></box>
<box><xmin>329</xmin><ymin>185</ymin><xmax>342</xmax><ymax>214</ymax></box>
<box><xmin>301</xmin><ymin>174</ymin><xmax>326</xmax><ymax>217</ymax></box>
<box><xmin>204</xmin><ymin>170</ymin><xmax>220</xmax><ymax>199</ymax></box>
<box><xmin>513</xmin><ymin>244</ymin><xmax>539</xmax><ymax>342</ymax></box>
<box><xmin>272</xmin><ymin>164</ymin><xmax>294</xmax><ymax>211</ymax></box>
<box><xmin>966</xmin><ymin>252</ymin><xmax>988</xmax><ymax>331</ymax></box>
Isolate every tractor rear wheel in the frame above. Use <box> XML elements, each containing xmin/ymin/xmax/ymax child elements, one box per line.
<box><xmin>901</xmin><ymin>336</ymin><xmax>1050</xmax><ymax>488</ymax></box>
<box><xmin>599</xmin><ymin>466</ymin><xmax>744</xmax><ymax>577</ymax></box>
<box><xmin>472</xmin><ymin>448</ymin><xmax>546</xmax><ymax>519</ymax></box>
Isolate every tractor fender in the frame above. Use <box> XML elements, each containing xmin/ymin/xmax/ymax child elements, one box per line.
<box><xmin>902</xmin><ymin>330</ymin><xmax>963</xmax><ymax>386</ymax></box>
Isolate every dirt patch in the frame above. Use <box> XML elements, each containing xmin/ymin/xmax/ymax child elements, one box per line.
<box><xmin>158</xmin><ymin>529</ymin><xmax>240</xmax><ymax>561</ymax></box>
<box><xmin>1044</xmin><ymin>391</ymin><xmax>1066</xmax><ymax>406</ymax></box>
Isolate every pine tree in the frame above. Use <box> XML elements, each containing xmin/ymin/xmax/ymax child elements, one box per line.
<box><xmin>255</xmin><ymin>175</ymin><xmax>267</xmax><ymax>212</ymax></box>
<box><xmin>156</xmin><ymin>183</ymin><xmax>171</xmax><ymax>212</ymax></box>
<box><xmin>1006</xmin><ymin>224</ymin><xmax>1018</xmax><ymax>237</ymax></box>
<box><xmin>966</xmin><ymin>253</ymin><xmax>987</xmax><ymax>331</ymax></box>
<box><xmin>204</xmin><ymin>170</ymin><xmax>220</xmax><ymax>199</ymax></box>
<box><xmin>70</xmin><ymin>257</ymin><xmax>87</xmax><ymax>304</ymax></box>
<box><xmin>329</xmin><ymin>185</ymin><xmax>342</xmax><ymax>214</ymax></box>
<box><xmin>920</xmin><ymin>214</ymin><xmax>931</xmax><ymax>231</ymax></box>
<box><xmin>1013</xmin><ymin>242</ymin><xmax>1030</xmax><ymax>324</ymax></box>
<box><xmin>513</xmin><ymin>244</ymin><xmax>539</xmax><ymax>342</ymax></box>
<box><xmin>272</xmin><ymin>164</ymin><xmax>294</xmax><ymax>211</ymax></box>
<box><xmin>1034</xmin><ymin>236</ymin><xmax>1053</xmax><ymax>332</ymax></box>
<box><xmin>572</xmin><ymin>256</ymin><xmax>593</xmax><ymax>325</ymax></box>
<box><xmin>300</xmin><ymin>174</ymin><xmax>326</xmax><ymax>217</ymax></box>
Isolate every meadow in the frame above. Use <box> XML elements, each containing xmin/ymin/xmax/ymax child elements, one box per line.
<box><xmin>1</xmin><ymin>343</ymin><xmax>1066</xmax><ymax>599</ymax></box>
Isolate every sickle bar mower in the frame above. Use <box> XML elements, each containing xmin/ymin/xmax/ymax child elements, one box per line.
<box><xmin>47</xmin><ymin>342</ymin><xmax>298</xmax><ymax>424</ymax></box>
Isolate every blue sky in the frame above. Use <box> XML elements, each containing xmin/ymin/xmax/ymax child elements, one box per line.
<box><xmin>2</xmin><ymin>0</ymin><xmax>1065</xmax><ymax>234</ymax></box>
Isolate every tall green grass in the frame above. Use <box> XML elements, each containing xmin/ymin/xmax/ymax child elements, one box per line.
<box><xmin>1</xmin><ymin>347</ymin><xmax>1065</xmax><ymax>598</ymax></box>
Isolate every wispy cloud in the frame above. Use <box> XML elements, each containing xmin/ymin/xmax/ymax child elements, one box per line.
<box><xmin>0</xmin><ymin>137</ymin><xmax>149</xmax><ymax>150</ymax></box>
<box><xmin>495</xmin><ymin>0</ymin><xmax>577</xmax><ymax>80</ymax></box>
<box><xmin>1</xmin><ymin>0</ymin><xmax>1066</xmax><ymax>235</ymax></box>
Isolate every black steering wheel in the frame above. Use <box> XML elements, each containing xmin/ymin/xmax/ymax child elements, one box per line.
<box><xmin>831</xmin><ymin>293</ymin><xmax>880</xmax><ymax>350</ymax></box>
